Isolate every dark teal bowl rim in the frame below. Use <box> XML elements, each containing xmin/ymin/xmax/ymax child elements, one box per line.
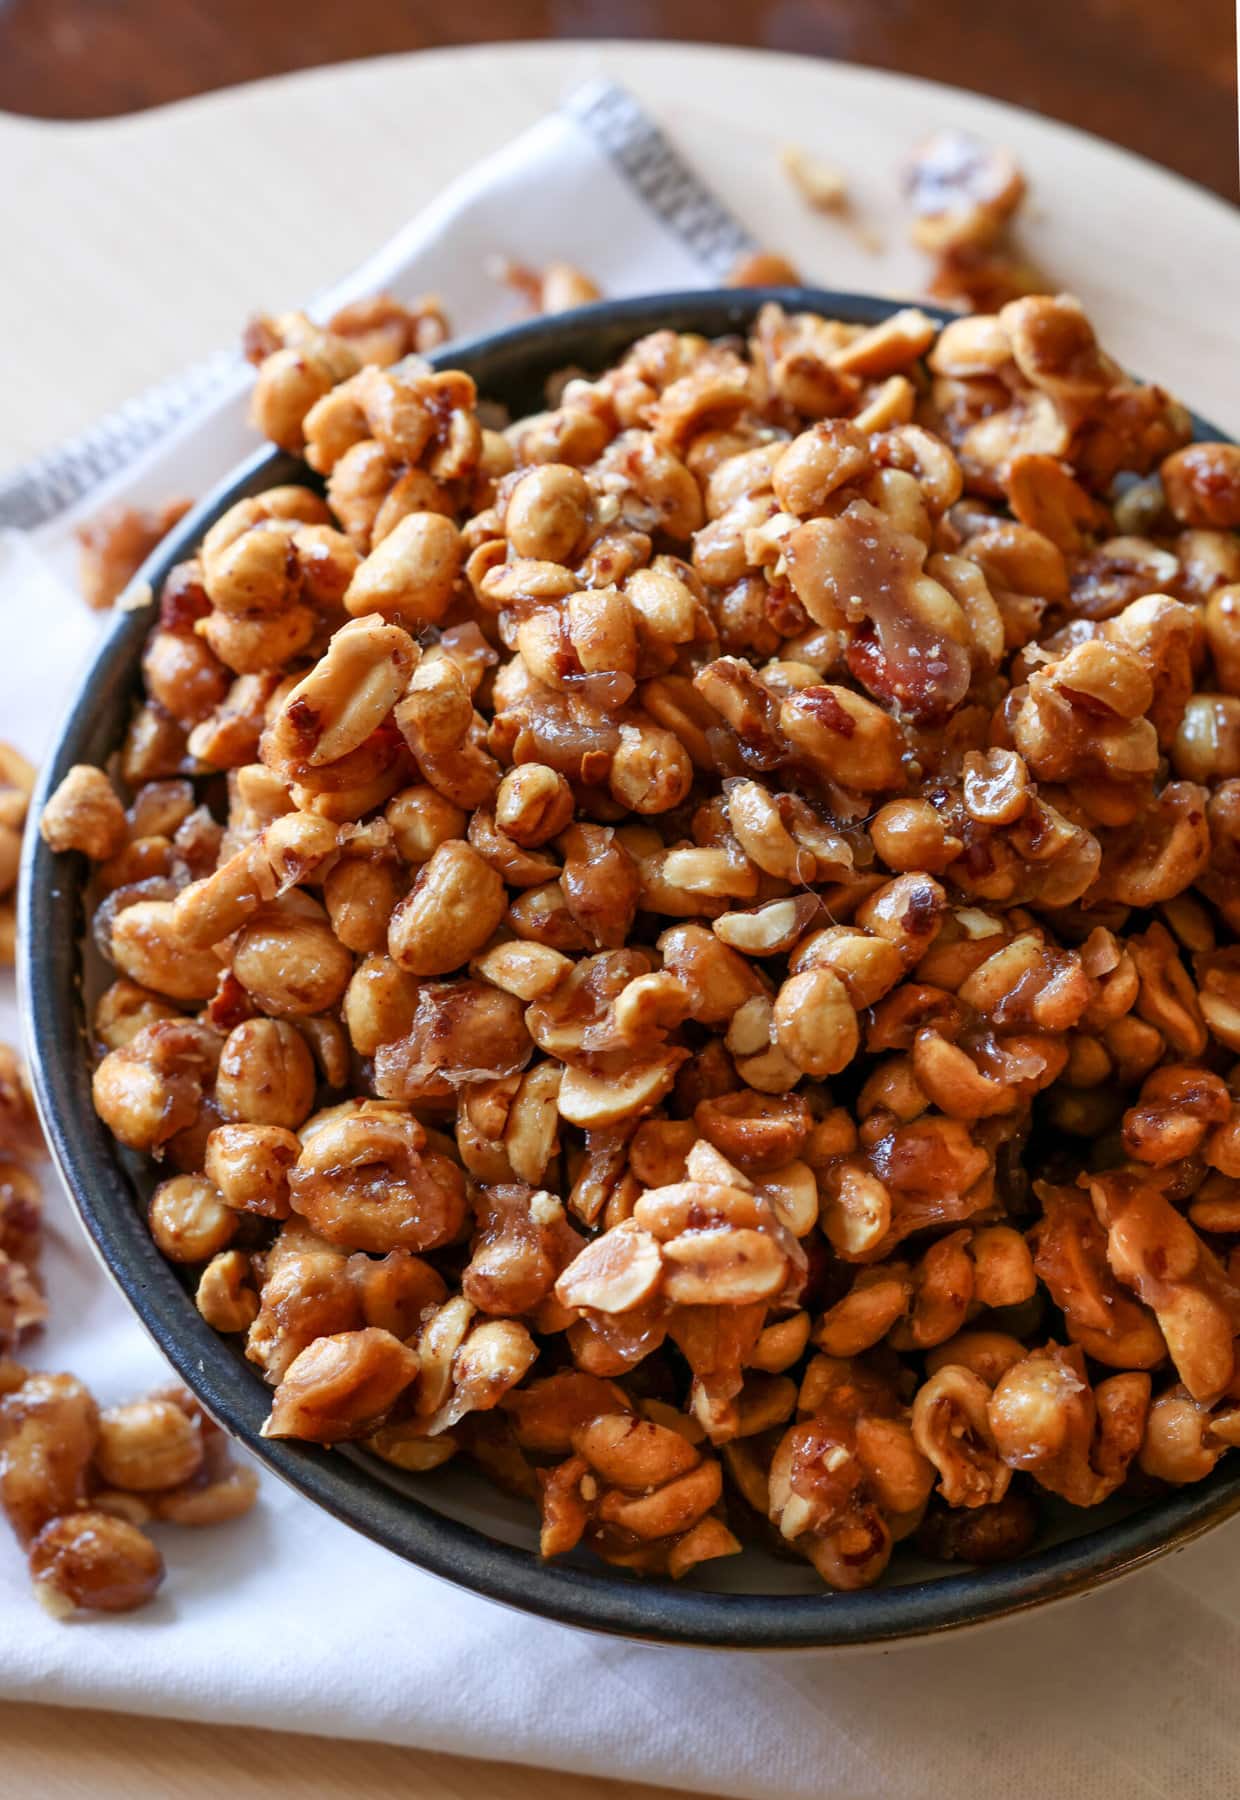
<box><xmin>20</xmin><ymin>287</ymin><xmax>1240</xmax><ymax>1649</ymax></box>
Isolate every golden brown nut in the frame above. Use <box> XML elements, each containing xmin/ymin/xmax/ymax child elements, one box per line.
<box><xmin>75</xmin><ymin>499</ymin><xmax>191</xmax><ymax>610</ymax></box>
<box><xmin>231</xmin><ymin>905</ymin><xmax>354</xmax><ymax>1017</ymax></box>
<box><xmin>728</xmin><ymin>250</ymin><xmax>803</xmax><ymax>286</ymax></box>
<box><xmin>142</xmin><ymin>627</ymin><xmax>231</xmax><ymax>728</ymax></box>
<box><xmin>538</xmin><ymin>1409</ymin><xmax>736</xmax><ymax>1577</ymax></box>
<box><xmin>148</xmin><ymin>1174</ymin><xmax>237</xmax><ymax>1263</ymax></box>
<box><xmin>385</xmin><ymin>783</ymin><xmax>467</xmax><ymax>865</ymax></box>
<box><xmin>249</xmin><ymin>328</ymin><xmax>361</xmax><ymax>454</ymax></box>
<box><xmin>767</xmin><ymin>1360</ymin><xmax>929</xmax><ymax>1588</ymax></box>
<box><xmin>0</xmin><ymin>1044</ymin><xmax>43</xmax><ymax>1161</ymax></box>
<box><xmin>387</xmin><ymin>839</ymin><xmax>505</xmax><ymax>976</ymax></box>
<box><xmin>0</xmin><ymin>828</ymin><xmax>22</xmax><ymax>904</ymax></box>
<box><xmin>1161</xmin><ymin>443</ymin><xmax>1240</xmax><ymax>530</ymax></box>
<box><xmin>92</xmin><ymin>1019</ymin><xmax>219</xmax><ymax>1154</ymax></box>
<box><xmin>263</xmin><ymin>1327</ymin><xmax>420</xmax><ymax>1442</ymax></box>
<box><xmin>905</xmin><ymin>130</ymin><xmax>1025</xmax><ymax>254</ymax></box>
<box><xmin>1090</xmin><ymin>1169</ymin><xmax>1240</xmax><ymax>1403</ymax></box>
<box><xmin>344</xmin><ymin>514</ymin><xmax>462</xmax><ymax>627</ymax></box>
<box><xmin>912</xmin><ymin>1365</ymin><xmax>1010</xmax><ymax>1508</ymax></box>
<box><xmin>415</xmin><ymin>1308</ymin><xmax>539</xmax><ymax>1435</ymax></box>
<box><xmin>1029</xmin><ymin>1186</ymin><xmax>1165</xmax><ymax>1369</ymax></box>
<box><xmin>0</xmin><ymin>1372</ymin><xmax>99</xmax><ymax>1544</ymax></box>
<box><xmin>109</xmin><ymin>899</ymin><xmax>223</xmax><ymax>1003</ymax></box>
<box><xmin>40</xmin><ymin>765</ymin><xmax>128</xmax><ymax>860</ymax></box>
<box><xmin>95</xmin><ymin>1397</ymin><xmax>204</xmax><ymax>1492</ymax></box>
<box><xmin>772</xmin><ymin>968</ymin><xmax>859</xmax><ymax>1078</ymax></box>
<box><xmin>1139</xmin><ymin>1385</ymin><xmax>1240</xmax><ymax>1485</ymax></box>
<box><xmin>148</xmin><ymin>1422</ymin><xmax>261</xmax><ymax>1526</ymax></box>
<box><xmin>215</xmin><ymin>1018</ymin><xmax>317</xmax><ymax>1129</ymax></box>
<box><xmin>92</xmin><ymin>979</ymin><xmax>181</xmax><ymax>1052</ymax></box>
<box><xmin>289</xmin><ymin>1108</ymin><xmax>467</xmax><ymax>1253</ymax></box>
<box><xmin>342</xmin><ymin>953</ymin><xmax>421</xmax><ymax>1056</ymax></box>
<box><xmin>989</xmin><ymin>1343</ymin><xmax>1149</xmax><ymax>1506</ymax></box>
<box><xmin>322</xmin><ymin>851</ymin><xmax>404</xmax><ymax>953</ymax></box>
<box><xmin>263</xmin><ymin>616</ymin><xmax>418</xmax><ymax>775</ymax></box>
<box><xmin>504</xmin><ymin>464</ymin><xmax>592</xmax><ymax>560</ymax></box>
<box><xmin>374</xmin><ymin>979</ymin><xmax>531</xmax><ymax>1101</ymax></box>
<box><xmin>396</xmin><ymin>658</ymin><xmax>500</xmax><ymax>811</ymax></box>
<box><xmin>0</xmin><ymin>744</ymin><xmax>35</xmax><ymax>845</ymax></box>
<box><xmin>29</xmin><ymin>1511</ymin><xmax>164</xmax><ymax>1616</ymax></box>
<box><xmin>205</xmin><ymin>1123</ymin><xmax>299</xmax><ymax>1218</ymax></box>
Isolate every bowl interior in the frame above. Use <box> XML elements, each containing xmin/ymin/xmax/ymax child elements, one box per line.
<box><xmin>21</xmin><ymin>286</ymin><xmax>1240</xmax><ymax>1648</ymax></box>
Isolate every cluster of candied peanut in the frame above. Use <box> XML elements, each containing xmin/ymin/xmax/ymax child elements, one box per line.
<box><xmin>902</xmin><ymin>130</ymin><xmax>1047</xmax><ymax>313</ymax></box>
<box><xmin>0</xmin><ymin>1037</ymin><xmax>257</xmax><ymax>1616</ymax></box>
<box><xmin>76</xmin><ymin>499</ymin><xmax>192</xmax><ymax>613</ymax></box>
<box><xmin>40</xmin><ymin>288</ymin><xmax>1240</xmax><ymax>1591</ymax></box>
<box><xmin>69</xmin><ymin>292</ymin><xmax>445</xmax><ymax>616</ymax></box>
<box><xmin>244</xmin><ymin>291</ymin><xmax>450</xmax><ymax>377</ymax></box>
<box><xmin>489</xmin><ymin>259</ymin><xmax>601</xmax><ymax>317</ymax></box>
<box><xmin>0</xmin><ymin>1367</ymin><xmax>257</xmax><ymax>1615</ymax></box>
<box><xmin>0</xmin><ymin>1043</ymin><xmax>47</xmax><ymax>1357</ymax></box>
<box><xmin>2</xmin><ymin>746</ymin><xmax>261</xmax><ymax>1619</ymax></box>
<box><xmin>754</xmin><ymin>129</ymin><xmax>1043</xmax><ymax>314</ymax></box>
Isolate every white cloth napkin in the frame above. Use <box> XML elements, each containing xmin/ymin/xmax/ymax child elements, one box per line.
<box><xmin>4</xmin><ymin>77</ymin><xmax>1240</xmax><ymax>1800</ymax></box>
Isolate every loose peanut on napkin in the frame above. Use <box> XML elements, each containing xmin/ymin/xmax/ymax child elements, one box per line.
<box><xmin>76</xmin><ymin>499</ymin><xmax>192</xmax><ymax>611</ymax></box>
<box><xmin>0</xmin><ymin>1029</ymin><xmax>258</xmax><ymax>1617</ymax></box>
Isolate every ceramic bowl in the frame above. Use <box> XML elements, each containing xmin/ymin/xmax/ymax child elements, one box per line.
<box><xmin>21</xmin><ymin>288</ymin><xmax>1240</xmax><ymax>1647</ymax></box>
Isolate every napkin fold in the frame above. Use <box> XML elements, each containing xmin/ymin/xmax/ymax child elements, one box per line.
<box><xmin>4</xmin><ymin>76</ymin><xmax>1240</xmax><ymax>1800</ymax></box>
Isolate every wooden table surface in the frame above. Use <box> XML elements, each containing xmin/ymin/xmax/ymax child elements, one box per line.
<box><xmin>2</xmin><ymin>26</ymin><xmax>1238</xmax><ymax>1800</ymax></box>
<box><xmin>1</xmin><ymin>0</ymin><xmax>1236</xmax><ymax>200</ymax></box>
<box><xmin>0</xmin><ymin>1700</ymin><xmax>689</xmax><ymax>1799</ymax></box>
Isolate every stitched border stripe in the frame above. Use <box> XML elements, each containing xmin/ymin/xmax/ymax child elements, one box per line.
<box><xmin>0</xmin><ymin>349</ymin><xmax>241</xmax><ymax>533</ymax></box>
<box><xmin>565</xmin><ymin>79</ymin><xmax>756</xmax><ymax>277</ymax></box>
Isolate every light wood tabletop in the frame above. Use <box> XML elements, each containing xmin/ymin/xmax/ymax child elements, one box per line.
<box><xmin>2</xmin><ymin>39</ymin><xmax>1239</xmax><ymax>1800</ymax></box>
<box><xmin>0</xmin><ymin>1699</ymin><xmax>689</xmax><ymax>1798</ymax></box>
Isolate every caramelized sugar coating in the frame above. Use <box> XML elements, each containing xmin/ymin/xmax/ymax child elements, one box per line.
<box><xmin>41</xmin><ymin>293</ymin><xmax>1240</xmax><ymax>1591</ymax></box>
